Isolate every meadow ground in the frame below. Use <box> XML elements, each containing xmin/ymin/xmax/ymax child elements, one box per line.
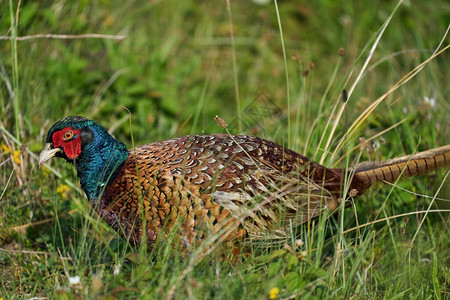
<box><xmin>0</xmin><ymin>0</ymin><xmax>449</xmax><ymax>298</ymax></box>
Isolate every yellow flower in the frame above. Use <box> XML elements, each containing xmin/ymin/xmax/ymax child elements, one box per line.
<box><xmin>13</xmin><ymin>150</ymin><xmax>21</xmax><ymax>165</ymax></box>
<box><xmin>1</xmin><ymin>141</ymin><xmax>11</xmax><ymax>154</ymax></box>
<box><xmin>42</xmin><ymin>165</ymin><xmax>51</xmax><ymax>177</ymax></box>
<box><xmin>269</xmin><ymin>287</ymin><xmax>279</xmax><ymax>299</ymax></box>
<box><xmin>57</xmin><ymin>184</ymin><xmax>71</xmax><ymax>200</ymax></box>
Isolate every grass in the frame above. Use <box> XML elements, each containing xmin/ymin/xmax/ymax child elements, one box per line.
<box><xmin>1</xmin><ymin>0</ymin><xmax>449</xmax><ymax>298</ymax></box>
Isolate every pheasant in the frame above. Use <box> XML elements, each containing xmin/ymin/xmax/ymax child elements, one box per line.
<box><xmin>39</xmin><ymin>116</ymin><xmax>449</xmax><ymax>250</ymax></box>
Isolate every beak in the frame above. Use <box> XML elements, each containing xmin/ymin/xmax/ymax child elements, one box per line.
<box><xmin>39</xmin><ymin>143</ymin><xmax>61</xmax><ymax>168</ymax></box>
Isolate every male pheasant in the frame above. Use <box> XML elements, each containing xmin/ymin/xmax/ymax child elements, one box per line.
<box><xmin>39</xmin><ymin>116</ymin><xmax>449</xmax><ymax>250</ymax></box>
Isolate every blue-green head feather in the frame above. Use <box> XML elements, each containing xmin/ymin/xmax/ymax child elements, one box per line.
<box><xmin>43</xmin><ymin>116</ymin><xmax>129</xmax><ymax>200</ymax></box>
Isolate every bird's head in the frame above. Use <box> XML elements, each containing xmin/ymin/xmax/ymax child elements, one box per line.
<box><xmin>39</xmin><ymin>116</ymin><xmax>129</xmax><ymax>169</ymax></box>
<box><xmin>39</xmin><ymin>116</ymin><xmax>129</xmax><ymax>199</ymax></box>
<box><xmin>38</xmin><ymin>116</ymin><xmax>98</xmax><ymax>167</ymax></box>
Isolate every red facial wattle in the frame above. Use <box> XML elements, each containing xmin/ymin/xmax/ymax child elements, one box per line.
<box><xmin>52</xmin><ymin>128</ymin><xmax>82</xmax><ymax>159</ymax></box>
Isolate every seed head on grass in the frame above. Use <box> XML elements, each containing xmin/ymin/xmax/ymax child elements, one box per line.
<box><xmin>214</xmin><ymin>115</ymin><xmax>228</xmax><ymax>129</ymax></box>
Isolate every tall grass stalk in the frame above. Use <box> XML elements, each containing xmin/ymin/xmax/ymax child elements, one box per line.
<box><xmin>307</xmin><ymin>54</ymin><xmax>344</xmax><ymax>159</ymax></box>
<box><xmin>320</xmin><ymin>0</ymin><xmax>403</xmax><ymax>164</ymax></box>
<box><xmin>225</xmin><ymin>0</ymin><xmax>242</xmax><ymax>133</ymax></box>
<box><xmin>8</xmin><ymin>0</ymin><xmax>20</xmax><ymax>138</ymax></box>
<box><xmin>331</xmin><ymin>43</ymin><xmax>449</xmax><ymax>162</ymax></box>
<box><xmin>191</xmin><ymin>62</ymin><xmax>213</xmax><ymax>134</ymax></box>
<box><xmin>273</xmin><ymin>0</ymin><xmax>291</xmax><ymax>147</ymax></box>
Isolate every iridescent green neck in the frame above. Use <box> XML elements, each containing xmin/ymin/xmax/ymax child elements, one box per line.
<box><xmin>73</xmin><ymin>124</ymin><xmax>129</xmax><ymax>201</ymax></box>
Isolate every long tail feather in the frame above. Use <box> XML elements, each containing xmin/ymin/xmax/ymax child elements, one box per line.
<box><xmin>352</xmin><ymin>145</ymin><xmax>450</xmax><ymax>194</ymax></box>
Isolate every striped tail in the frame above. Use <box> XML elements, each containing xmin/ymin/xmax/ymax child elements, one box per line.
<box><xmin>352</xmin><ymin>145</ymin><xmax>450</xmax><ymax>194</ymax></box>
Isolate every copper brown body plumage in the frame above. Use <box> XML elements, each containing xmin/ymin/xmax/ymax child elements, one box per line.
<box><xmin>39</xmin><ymin>117</ymin><xmax>450</xmax><ymax>250</ymax></box>
<box><xmin>99</xmin><ymin>134</ymin><xmax>349</xmax><ymax>247</ymax></box>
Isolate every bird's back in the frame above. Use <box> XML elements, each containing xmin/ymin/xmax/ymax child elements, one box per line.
<box><xmin>99</xmin><ymin>134</ymin><xmax>344</xmax><ymax>248</ymax></box>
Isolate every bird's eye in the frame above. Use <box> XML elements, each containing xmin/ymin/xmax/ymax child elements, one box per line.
<box><xmin>63</xmin><ymin>131</ymin><xmax>74</xmax><ymax>140</ymax></box>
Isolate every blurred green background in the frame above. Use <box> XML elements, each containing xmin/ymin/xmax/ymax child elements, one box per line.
<box><xmin>1</xmin><ymin>0</ymin><xmax>448</xmax><ymax>149</ymax></box>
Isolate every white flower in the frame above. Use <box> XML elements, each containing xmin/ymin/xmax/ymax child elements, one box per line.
<box><xmin>424</xmin><ymin>96</ymin><xmax>435</xmax><ymax>108</ymax></box>
<box><xmin>251</xmin><ymin>0</ymin><xmax>270</xmax><ymax>5</ymax></box>
<box><xmin>68</xmin><ymin>275</ymin><xmax>80</xmax><ymax>285</ymax></box>
<box><xmin>294</xmin><ymin>239</ymin><xmax>304</xmax><ymax>248</ymax></box>
<box><xmin>114</xmin><ymin>263</ymin><xmax>121</xmax><ymax>275</ymax></box>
